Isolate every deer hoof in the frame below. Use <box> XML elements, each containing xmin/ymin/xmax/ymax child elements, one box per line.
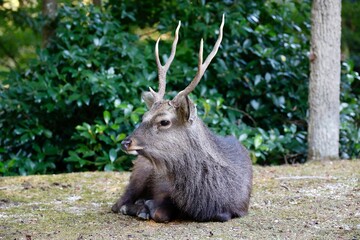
<box><xmin>137</xmin><ymin>212</ymin><xmax>150</xmax><ymax>220</ymax></box>
<box><xmin>120</xmin><ymin>205</ymin><xmax>128</xmax><ymax>215</ymax></box>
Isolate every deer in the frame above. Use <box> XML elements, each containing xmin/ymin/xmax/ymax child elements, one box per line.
<box><xmin>111</xmin><ymin>14</ymin><xmax>253</xmax><ymax>223</ymax></box>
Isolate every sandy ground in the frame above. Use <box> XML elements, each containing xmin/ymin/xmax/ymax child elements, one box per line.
<box><xmin>0</xmin><ymin>160</ymin><xmax>359</xmax><ymax>240</ymax></box>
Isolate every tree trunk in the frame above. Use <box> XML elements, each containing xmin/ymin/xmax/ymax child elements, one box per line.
<box><xmin>42</xmin><ymin>0</ymin><xmax>57</xmax><ymax>48</ymax></box>
<box><xmin>308</xmin><ymin>0</ymin><xmax>342</xmax><ymax>161</ymax></box>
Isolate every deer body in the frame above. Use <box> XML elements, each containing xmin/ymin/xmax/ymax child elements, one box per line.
<box><xmin>112</xmin><ymin>15</ymin><xmax>253</xmax><ymax>222</ymax></box>
<box><xmin>165</xmin><ymin>120</ymin><xmax>252</xmax><ymax>221</ymax></box>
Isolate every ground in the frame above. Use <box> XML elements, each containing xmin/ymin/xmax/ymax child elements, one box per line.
<box><xmin>0</xmin><ymin>160</ymin><xmax>359</xmax><ymax>240</ymax></box>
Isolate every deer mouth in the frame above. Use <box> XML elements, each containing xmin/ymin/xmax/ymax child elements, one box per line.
<box><xmin>121</xmin><ymin>138</ymin><xmax>144</xmax><ymax>155</ymax></box>
<box><xmin>125</xmin><ymin>146</ymin><xmax>144</xmax><ymax>155</ymax></box>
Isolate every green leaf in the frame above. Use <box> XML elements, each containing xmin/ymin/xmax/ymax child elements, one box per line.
<box><xmin>109</xmin><ymin>149</ymin><xmax>117</xmax><ymax>163</ymax></box>
<box><xmin>202</xmin><ymin>100</ymin><xmax>211</xmax><ymax>117</ymax></box>
<box><xmin>130</xmin><ymin>113</ymin><xmax>139</xmax><ymax>124</ymax></box>
<box><xmin>250</xmin><ymin>99</ymin><xmax>260</xmax><ymax>110</ymax></box>
<box><xmin>84</xmin><ymin>123</ymin><xmax>91</xmax><ymax>131</ymax></box>
<box><xmin>254</xmin><ymin>135</ymin><xmax>263</xmax><ymax>149</ymax></box>
<box><xmin>239</xmin><ymin>133</ymin><xmax>248</xmax><ymax>142</ymax></box>
<box><xmin>265</xmin><ymin>72</ymin><xmax>271</xmax><ymax>82</ymax></box>
<box><xmin>103</xmin><ymin>111</ymin><xmax>111</xmax><ymax>125</ymax></box>
<box><xmin>110</xmin><ymin>124</ymin><xmax>120</xmax><ymax>130</ymax></box>
<box><xmin>116</xmin><ymin>133</ymin><xmax>127</xmax><ymax>142</ymax></box>
<box><xmin>76</xmin><ymin>125</ymin><xmax>86</xmax><ymax>131</ymax></box>
<box><xmin>95</xmin><ymin>124</ymin><xmax>107</xmax><ymax>134</ymax></box>
<box><xmin>254</xmin><ymin>74</ymin><xmax>262</xmax><ymax>86</ymax></box>
<box><xmin>114</xmin><ymin>99</ymin><xmax>121</xmax><ymax>108</ymax></box>
<box><xmin>243</xmin><ymin>39</ymin><xmax>252</xmax><ymax>49</ymax></box>
<box><xmin>44</xmin><ymin>130</ymin><xmax>53</xmax><ymax>138</ymax></box>
<box><xmin>104</xmin><ymin>163</ymin><xmax>114</xmax><ymax>172</ymax></box>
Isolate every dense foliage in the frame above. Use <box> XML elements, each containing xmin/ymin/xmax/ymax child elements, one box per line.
<box><xmin>0</xmin><ymin>0</ymin><xmax>41</xmax><ymax>72</ymax></box>
<box><xmin>342</xmin><ymin>0</ymin><xmax>360</xmax><ymax>73</ymax></box>
<box><xmin>0</xmin><ymin>5</ymin><xmax>149</xmax><ymax>174</ymax></box>
<box><xmin>0</xmin><ymin>1</ymin><xmax>359</xmax><ymax>175</ymax></box>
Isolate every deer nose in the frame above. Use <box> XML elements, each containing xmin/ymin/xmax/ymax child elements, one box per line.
<box><xmin>121</xmin><ymin>138</ymin><xmax>132</xmax><ymax>151</ymax></box>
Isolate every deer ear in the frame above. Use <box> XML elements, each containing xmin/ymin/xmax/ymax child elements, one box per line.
<box><xmin>142</xmin><ymin>91</ymin><xmax>155</xmax><ymax>109</ymax></box>
<box><xmin>174</xmin><ymin>96</ymin><xmax>197</xmax><ymax>123</ymax></box>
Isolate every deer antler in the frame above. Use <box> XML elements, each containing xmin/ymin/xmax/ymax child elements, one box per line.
<box><xmin>171</xmin><ymin>14</ymin><xmax>225</xmax><ymax>107</ymax></box>
<box><xmin>150</xmin><ymin>21</ymin><xmax>181</xmax><ymax>102</ymax></box>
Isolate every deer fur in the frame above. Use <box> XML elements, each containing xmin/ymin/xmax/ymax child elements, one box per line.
<box><xmin>111</xmin><ymin>15</ymin><xmax>252</xmax><ymax>222</ymax></box>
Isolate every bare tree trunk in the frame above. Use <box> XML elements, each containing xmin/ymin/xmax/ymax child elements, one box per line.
<box><xmin>308</xmin><ymin>0</ymin><xmax>342</xmax><ymax>161</ymax></box>
<box><xmin>42</xmin><ymin>0</ymin><xmax>57</xmax><ymax>48</ymax></box>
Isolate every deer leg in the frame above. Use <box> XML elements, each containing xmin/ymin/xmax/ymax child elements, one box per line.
<box><xmin>145</xmin><ymin>198</ymin><xmax>176</xmax><ymax>223</ymax></box>
<box><xmin>112</xmin><ymin>156</ymin><xmax>154</xmax><ymax>214</ymax></box>
<box><xmin>118</xmin><ymin>199</ymin><xmax>150</xmax><ymax>220</ymax></box>
<box><xmin>136</xmin><ymin>172</ymin><xmax>177</xmax><ymax>223</ymax></box>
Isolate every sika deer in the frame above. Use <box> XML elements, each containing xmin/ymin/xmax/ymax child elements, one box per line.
<box><xmin>112</xmin><ymin>15</ymin><xmax>252</xmax><ymax>222</ymax></box>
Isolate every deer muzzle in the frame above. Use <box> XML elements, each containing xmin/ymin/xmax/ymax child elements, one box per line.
<box><xmin>121</xmin><ymin>137</ymin><xmax>144</xmax><ymax>155</ymax></box>
<box><xmin>121</xmin><ymin>138</ymin><xmax>132</xmax><ymax>151</ymax></box>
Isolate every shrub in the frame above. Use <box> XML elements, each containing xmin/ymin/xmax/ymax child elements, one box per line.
<box><xmin>340</xmin><ymin>61</ymin><xmax>360</xmax><ymax>159</ymax></box>
<box><xmin>0</xmin><ymin>1</ymin><xmax>358</xmax><ymax>176</ymax></box>
<box><xmin>0</xmin><ymin>5</ymin><xmax>150</xmax><ymax>175</ymax></box>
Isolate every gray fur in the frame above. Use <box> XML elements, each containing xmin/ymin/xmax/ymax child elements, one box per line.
<box><xmin>112</xmin><ymin>15</ymin><xmax>251</xmax><ymax>222</ymax></box>
<box><xmin>112</xmin><ymin>97</ymin><xmax>253</xmax><ymax>222</ymax></box>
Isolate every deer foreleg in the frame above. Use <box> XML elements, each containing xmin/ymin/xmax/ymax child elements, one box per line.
<box><xmin>111</xmin><ymin>156</ymin><xmax>153</xmax><ymax>214</ymax></box>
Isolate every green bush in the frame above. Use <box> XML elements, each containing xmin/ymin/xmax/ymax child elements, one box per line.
<box><xmin>0</xmin><ymin>1</ymin><xmax>359</xmax><ymax>176</ymax></box>
<box><xmin>0</xmin><ymin>5</ymin><xmax>150</xmax><ymax>175</ymax></box>
<box><xmin>342</xmin><ymin>0</ymin><xmax>360</xmax><ymax>72</ymax></box>
<box><xmin>340</xmin><ymin>61</ymin><xmax>360</xmax><ymax>159</ymax></box>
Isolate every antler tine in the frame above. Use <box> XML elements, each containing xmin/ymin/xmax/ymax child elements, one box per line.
<box><xmin>171</xmin><ymin>14</ymin><xmax>225</xmax><ymax>106</ymax></box>
<box><xmin>152</xmin><ymin>21</ymin><xmax>181</xmax><ymax>102</ymax></box>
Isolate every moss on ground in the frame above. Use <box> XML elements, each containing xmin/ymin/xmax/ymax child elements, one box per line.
<box><xmin>0</xmin><ymin>160</ymin><xmax>359</xmax><ymax>240</ymax></box>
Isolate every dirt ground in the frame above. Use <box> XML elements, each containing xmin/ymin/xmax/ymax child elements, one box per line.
<box><xmin>0</xmin><ymin>160</ymin><xmax>359</xmax><ymax>240</ymax></box>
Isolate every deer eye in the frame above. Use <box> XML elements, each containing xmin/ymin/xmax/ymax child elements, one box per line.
<box><xmin>159</xmin><ymin>120</ymin><xmax>171</xmax><ymax>127</ymax></box>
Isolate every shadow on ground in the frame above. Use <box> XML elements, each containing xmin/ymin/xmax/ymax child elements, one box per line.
<box><xmin>1</xmin><ymin>160</ymin><xmax>359</xmax><ymax>239</ymax></box>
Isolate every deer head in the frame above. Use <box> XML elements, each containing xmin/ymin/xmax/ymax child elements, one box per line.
<box><xmin>121</xmin><ymin>14</ymin><xmax>225</xmax><ymax>160</ymax></box>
